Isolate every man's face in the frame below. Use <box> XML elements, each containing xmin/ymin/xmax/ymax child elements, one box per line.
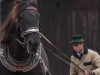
<box><xmin>72</xmin><ymin>43</ymin><xmax>84</xmax><ymax>54</ymax></box>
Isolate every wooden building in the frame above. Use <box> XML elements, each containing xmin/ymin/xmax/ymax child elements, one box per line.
<box><xmin>1</xmin><ymin>0</ymin><xmax>100</xmax><ymax>75</ymax></box>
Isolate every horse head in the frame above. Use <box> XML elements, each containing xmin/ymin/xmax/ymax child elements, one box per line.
<box><xmin>16</xmin><ymin>7</ymin><xmax>41</xmax><ymax>54</ymax></box>
<box><xmin>8</xmin><ymin>0</ymin><xmax>41</xmax><ymax>55</ymax></box>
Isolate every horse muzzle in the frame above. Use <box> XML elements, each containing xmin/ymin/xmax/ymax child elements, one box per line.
<box><xmin>27</xmin><ymin>40</ymin><xmax>40</xmax><ymax>54</ymax></box>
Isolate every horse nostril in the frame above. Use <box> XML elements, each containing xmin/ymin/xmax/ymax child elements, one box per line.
<box><xmin>28</xmin><ymin>41</ymin><xmax>32</xmax><ymax>46</ymax></box>
<box><xmin>28</xmin><ymin>40</ymin><xmax>38</xmax><ymax>47</ymax></box>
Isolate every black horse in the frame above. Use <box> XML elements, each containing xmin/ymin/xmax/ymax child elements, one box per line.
<box><xmin>0</xmin><ymin>0</ymin><xmax>50</xmax><ymax>75</ymax></box>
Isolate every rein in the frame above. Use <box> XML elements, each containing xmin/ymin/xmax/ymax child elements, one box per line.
<box><xmin>39</xmin><ymin>33</ymin><xmax>85</xmax><ymax>73</ymax></box>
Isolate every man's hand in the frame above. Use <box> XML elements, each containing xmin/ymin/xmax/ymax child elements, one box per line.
<box><xmin>85</xmin><ymin>70</ymin><xmax>95</xmax><ymax>75</ymax></box>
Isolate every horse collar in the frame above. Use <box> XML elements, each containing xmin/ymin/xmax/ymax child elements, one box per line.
<box><xmin>0</xmin><ymin>43</ymin><xmax>42</xmax><ymax>72</ymax></box>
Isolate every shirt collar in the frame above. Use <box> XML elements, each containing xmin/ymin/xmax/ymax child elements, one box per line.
<box><xmin>77</xmin><ymin>50</ymin><xmax>84</xmax><ymax>57</ymax></box>
<box><xmin>73</xmin><ymin>46</ymin><xmax>88</xmax><ymax>58</ymax></box>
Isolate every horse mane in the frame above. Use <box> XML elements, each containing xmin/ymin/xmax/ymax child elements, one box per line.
<box><xmin>0</xmin><ymin>0</ymin><xmax>38</xmax><ymax>44</ymax></box>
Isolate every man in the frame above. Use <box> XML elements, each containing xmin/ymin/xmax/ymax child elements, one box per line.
<box><xmin>70</xmin><ymin>35</ymin><xmax>100</xmax><ymax>75</ymax></box>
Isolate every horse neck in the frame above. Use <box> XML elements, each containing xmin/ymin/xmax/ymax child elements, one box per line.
<box><xmin>8</xmin><ymin>29</ymin><xmax>30</xmax><ymax>61</ymax></box>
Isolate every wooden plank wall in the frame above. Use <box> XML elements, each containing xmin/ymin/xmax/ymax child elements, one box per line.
<box><xmin>38</xmin><ymin>0</ymin><xmax>100</xmax><ymax>75</ymax></box>
<box><xmin>1</xmin><ymin>0</ymin><xmax>13</xmax><ymax>24</ymax></box>
<box><xmin>1</xmin><ymin>0</ymin><xmax>100</xmax><ymax>75</ymax></box>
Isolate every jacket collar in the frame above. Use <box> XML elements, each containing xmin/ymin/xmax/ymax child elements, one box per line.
<box><xmin>73</xmin><ymin>46</ymin><xmax>88</xmax><ymax>59</ymax></box>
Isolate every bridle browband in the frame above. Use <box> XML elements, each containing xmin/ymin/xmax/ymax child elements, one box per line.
<box><xmin>25</xmin><ymin>6</ymin><xmax>37</xmax><ymax>10</ymax></box>
<box><xmin>22</xmin><ymin>27</ymin><xmax>39</xmax><ymax>36</ymax></box>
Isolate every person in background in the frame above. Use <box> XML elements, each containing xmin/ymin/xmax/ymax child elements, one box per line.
<box><xmin>70</xmin><ymin>34</ymin><xmax>100</xmax><ymax>75</ymax></box>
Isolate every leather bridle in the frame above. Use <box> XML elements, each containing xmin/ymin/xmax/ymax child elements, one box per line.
<box><xmin>11</xmin><ymin>6</ymin><xmax>40</xmax><ymax>48</ymax></box>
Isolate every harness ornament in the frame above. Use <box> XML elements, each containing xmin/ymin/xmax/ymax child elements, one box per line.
<box><xmin>0</xmin><ymin>48</ymin><xmax>4</xmax><ymax>59</ymax></box>
<box><xmin>0</xmin><ymin>44</ymin><xmax>41</xmax><ymax>72</ymax></box>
